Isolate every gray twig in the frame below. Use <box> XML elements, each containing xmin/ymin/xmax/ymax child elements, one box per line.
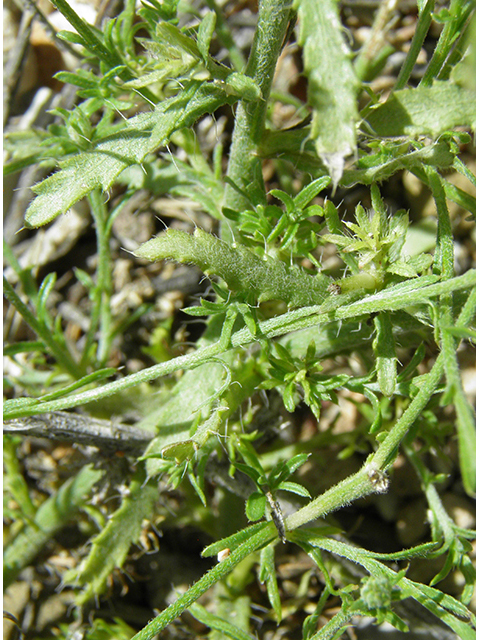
<box><xmin>4</xmin><ymin>411</ymin><xmax>154</xmax><ymax>455</ymax></box>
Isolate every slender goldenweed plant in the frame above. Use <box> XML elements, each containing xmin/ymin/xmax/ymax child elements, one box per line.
<box><xmin>3</xmin><ymin>0</ymin><xmax>475</xmax><ymax>638</ymax></box>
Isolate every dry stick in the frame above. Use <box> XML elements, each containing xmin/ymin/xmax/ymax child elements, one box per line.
<box><xmin>4</xmin><ymin>412</ymin><xmax>153</xmax><ymax>454</ymax></box>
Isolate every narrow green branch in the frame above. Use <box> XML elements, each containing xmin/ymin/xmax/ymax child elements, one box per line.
<box><xmin>284</xmin><ymin>283</ymin><xmax>476</xmax><ymax>533</ymax></box>
<box><xmin>427</xmin><ymin>167</ymin><xmax>475</xmax><ymax>495</ymax></box>
<box><xmin>393</xmin><ymin>0</ymin><xmax>435</xmax><ymax>90</ymax></box>
<box><xmin>88</xmin><ymin>189</ymin><xmax>113</xmax><ymax>366</ymax></box>
<box><xmin>284</xmin><ymin>465</ymin><xmax>374</xmax><ymax>531</ymax></box>
<box><xmin>428</xmin><ymin>168</ymin><xmax>454</xmax><ymax>279</ymax></box>
<box><xmin>223</xmin><ymin>0</ymin><xmax>293</xmax><ymax>222</ymax></box>
<box><xmin>373</xmin><ymin>288</ymin><xmax>475</xmax><ymax>476</ymax></box>
<box><xmin>3</xmin><ymin>340</ymin><xmax>223</xmax><ymax>419</ymax></box>
<box><xmin>131</xmin><ymin>523</ymin><xmax>277</xmax><ymax>640</ymax></box>
<box><xmin>420</xmin><ymin>0</ymin><xmax>475</xmax><ymax>87</ymax></box>
<box><xmin>438</xmin><ymin>302</ymin><xmax>476</xmax><ymax>496</ymax></box>
<box><xmin>372</xmin><ymin>355</ymin><xmax>444</xmax><ymax>469</ymax></box>
<box><xmin>4</xmin><ymin>270</ymin><xmax>475</xmax><ymax>419</ymax></box>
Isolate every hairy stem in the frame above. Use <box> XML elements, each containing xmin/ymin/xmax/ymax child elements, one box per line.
<box><xmin>4</xmin><ymin>270</ymin><xmax>475</xmax><ymax>420</ymax></box>
<box><xmin>222</xmin><ymin>0</ymin><xmax>293</xmax><ymax>230</ymax></box>
<box><xmin>89</xmin><ymin>190</ymin><xmax>113</xmax><ymax>366</ymax></box>
<box><xmin>131</xmin><ymin>523</ymin><xmax>276</xmax><ymax>640</ymax></box>
<box><xmin>284</xmin><ymin>282</ymin><xmax>476</xmax><ymax>532</ymax></box>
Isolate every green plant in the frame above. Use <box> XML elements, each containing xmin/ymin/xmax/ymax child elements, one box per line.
<box><xmin>3</xmin><ymin>0</ymin><xmax>475</xmax><ymax>639</ymax></box>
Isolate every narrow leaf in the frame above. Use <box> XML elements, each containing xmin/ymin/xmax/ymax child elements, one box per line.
<box><xmin>188</xmin><ymin>602</ymin><xmax>256</xmax><ymax>640</ymax></box>
<box><xmin>278</xmin><ymin>481</ymin><xmax>311</xmax><ymax>498</ymax></box>
<box><xmin>197</xmin><ymin>11</ymin><xmax>216</xmax><ymax>62</ymax></box>
<box><xmin>202</xmin><ymin>522</ymin><xmax>270</xmax><ymax>558</ymax></box>
<box><xmin>285</xmin><ymin>453</ymin><xmax>310</xmax><ymax>475</ymax></box>
<box><xmin>4</xmin><ymin>464</ymin><xmax>103</xmax><ymax>589</ymax></box>
<box><xmin>293</xmin><ymin>176</ymin><xmax>331</xmax><ymax>210</ymax></box>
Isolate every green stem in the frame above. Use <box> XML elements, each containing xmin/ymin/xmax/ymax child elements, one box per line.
<box><xmin>409</xmin><ymin>166</ymin><xmax>476</xmax><ymax>217</ymax></box>
<box><xmin>427</xmin><ymin>168</ymin><xmax>475</xmax><ymax>495</ymax></box>
<box><xmin>285</xmin><ymin>465</ymin><xmax>375</xmax><ymax>531</ymax></box>
<box><xmin>222</xmin><ymin>0</ymin><xmax>293</xmax><ymax>227</ymax></box>
<box><xmin>372</xmin><ymin>355</ymin><xmax>445</xmax><ymax>469</ymax></box>
<box><xmin>282</xmin><ymin>353</ymin><xmax>443</xmax><ymax>533</ymax></box>
<box><xmin>404</xmin><ymin>444</ymin><xmax>456</xmax><ymax>546</ymax></box>
<box><xmin>309</xmin><ymin>603</ymin><xmax>352</xmax><ymax>640</ymax></box>
<box><xmin>4</xmin><ymin>270</ymin><xmax>475</xmax><ymax>419</ymax></box>
<box><xmin>420</xmin><ymin>0</ymin><xmax>475</xmax><ymax>87</ymax></box>
<box><xmin>428</xmin><ymin>168</ymin><xmax>454</xmax><ymax>279</ymax></box>
<box><xmin>393</xmin><ymin>0</ymin><xmax>435</xmax><ymax>90</ymax></box>
<box><xmin>88</xmin><ymin>189</ymin><xmax>113</xmax><ymax>366</ymax></box>
<box><xmin>439</xmin><ymin>296</ymin><xmax>476</xmax><ymax>496</ymax></box>
<box><xmin>285</xmin><ymin>282</ymin><xmax>476</xmax><ymax>533</ymax></box>
<box><xmin>130</xmin><ymin>523</ymin><xmax>276</xmax><ymax>640</ymax></box>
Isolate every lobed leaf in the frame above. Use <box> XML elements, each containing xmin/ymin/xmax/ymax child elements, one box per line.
<box><xmin>25</xmin><ymin>81</ymin><xmax>236</xmax><ymax>227</ymax></box>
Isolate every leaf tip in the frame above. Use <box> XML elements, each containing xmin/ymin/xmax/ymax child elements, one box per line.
<box><xmin>320</xmin><ymin>151</ymin><xmax>348</xmax><ymax>192</ymax></box>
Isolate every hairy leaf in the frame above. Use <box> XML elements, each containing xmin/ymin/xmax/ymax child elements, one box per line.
<box><xmin>4</xmin><ymin>464</ymin><xmax>103</xmax><ymax>589</ymax></box>
<box><xmin>294</xmin><ymin>0</ymin><xmax>359</xmax><ymax>186</ymax></box>
<box><xmin>365</xmin><ymin>83</ymin><xmax>475</xmax><ymax>138</ymax></box>
<box><xmin>25</xmin><ymin>81</ymin><xmax>236</xmax><ymax>227</ymax></box>
<box><xmin>188</xmin><ymin>602</ymin><xmax>256</xmax><ymax>640</ymax></box>
<box><xmin>135</xmin><ymin>228</ymin><xmax>332</xmax><ymax>307</ymax></box>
